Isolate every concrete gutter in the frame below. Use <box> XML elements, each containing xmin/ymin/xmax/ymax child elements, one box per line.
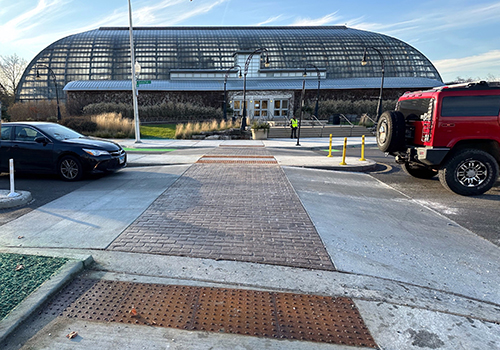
<box><xmin>0</xmin><ymin>255</ymin><xmax>94</xmax><ymax>343</ymax></box>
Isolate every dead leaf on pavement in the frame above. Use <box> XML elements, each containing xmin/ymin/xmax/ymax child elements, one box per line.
<box><xmin>66</xmin><ymin>331</ymin><xmax>78</xmax><ymax>339</ymax></box>
<box><xmin>129</xmin><ymin>305</ymin><xmax>138</xmax><ymax>317</ymax></box>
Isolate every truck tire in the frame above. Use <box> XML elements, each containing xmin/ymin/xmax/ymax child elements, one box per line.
<box><xmin>376</xmin><ymin>111</ymin><xmax>406</xmax><ymax>153</ymax></box>
<box><xmin>438</xmin><ymin>149</ymin><xmax>499</xmax><ymax>196</ymax></box>
<box><xmin>401</xmin><ymin>162</ymin><xmax>438</xmax><ymax>179</ymax></box>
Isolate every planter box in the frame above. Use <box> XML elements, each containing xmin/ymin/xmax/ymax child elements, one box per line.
<box><xmin>251</xmin><ymin>129</ymin><xmax>268</xmax><ymax>140</ymax></box>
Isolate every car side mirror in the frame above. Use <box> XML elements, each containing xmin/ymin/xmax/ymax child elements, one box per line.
<box><xmin>35</xmin><ymin>136</ymin><xmax>49</xmax><ymax>145</ymax></box>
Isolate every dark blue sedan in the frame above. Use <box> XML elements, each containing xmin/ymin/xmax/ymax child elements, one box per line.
<box><xmin>0</xmin><ymin>122</ymin><xmax>127</xmax><ymax>181</ymax></box>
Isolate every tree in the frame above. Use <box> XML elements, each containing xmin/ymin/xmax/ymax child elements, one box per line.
<box><xmin>0</xmin><ymin>54</ymin><xmax>28</xmax><ymax>96</ymax></box>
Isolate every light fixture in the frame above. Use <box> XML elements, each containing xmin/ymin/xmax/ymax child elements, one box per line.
<box><xmin>134</xmin><ymin>60</ymin><xmax>141</xmax><ymax>78</ymax></box>
<box><xmin>361</xmin><ymin>48</ymin><xmax>368</xmax><ymax>66</ymax></box>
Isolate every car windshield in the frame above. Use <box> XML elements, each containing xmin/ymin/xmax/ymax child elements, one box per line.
<box><xmin>36</xmin><ymin>124</ymin><xmax>84</xmax><ymax>140</ymax></box>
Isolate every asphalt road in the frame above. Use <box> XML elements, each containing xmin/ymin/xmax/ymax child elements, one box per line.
<box><xmin>326</xmin><ymin>145</ymin><xmax>500</xmax><ymax>247</ymax></box>
<box><xmin>1</xmin><ymin>145</ymin><xmax>499</xmax><ymax>248</ymax></box>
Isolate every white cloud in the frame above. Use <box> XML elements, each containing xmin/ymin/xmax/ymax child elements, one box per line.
<box><xmin>352</xmin><ymin>2</ymin><xmax>500</xmax><ymax>38</ymax></box>
<box><xmin>290</xmin><ymin>12</ymin><xmax>340</xmax><ymax>26</ymax></box>
<box><xmin>0</xmin><ymin>0</ymin><xmax>70</xmax><ymax>43</ymax></box>
<box><xmin>434</xmin><ymin>50</ymin><xmax>500</xmax><ymax>74</ymax></box>
<box><xmin>256</xmin><ymin>15</ymin><xmax>284</xmax><ymax>26</ymax></box>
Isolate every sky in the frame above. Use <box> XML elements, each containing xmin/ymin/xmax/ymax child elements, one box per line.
<box><xmin>1</xmin><ymin>0</ymin><xmax>500</xmax><ymax>83</ymax></box>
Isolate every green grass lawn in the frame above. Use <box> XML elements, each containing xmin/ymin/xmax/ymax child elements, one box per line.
<box><xmin>0</xmin><ymin>253</ymin><xmax>68</xmax><ymax>320</ymax></box>
<box><xmin>140</xmin><ymin>124</ymin><xmax>176</xmax><ymax>139</ymax></box>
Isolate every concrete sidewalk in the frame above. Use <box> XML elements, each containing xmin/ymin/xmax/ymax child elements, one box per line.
<box><xmin>1</xmin><ymin>137</ymin><xmax>499</xmax><ymax>350</ymax></box>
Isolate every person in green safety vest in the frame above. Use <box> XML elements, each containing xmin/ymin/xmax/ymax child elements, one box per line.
<box><xmin>290</xmin><ymin>116</ymin><xmax>298</xmax><ymax>139</ymax></box>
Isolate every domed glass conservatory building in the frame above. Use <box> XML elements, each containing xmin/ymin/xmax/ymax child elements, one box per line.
<box><xmin>16</xmin><ymin>26</ymin><xmax>443</xmax><ymax>119</ymax></box>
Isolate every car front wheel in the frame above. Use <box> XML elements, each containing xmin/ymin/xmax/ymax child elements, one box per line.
<box><xmin>438</xmin><ymin>149</ymin><xmax>498</xmax><ymax>196</ymax></box>
<box><xmin>58</xmin><ymin>155</ymin><xmax>83</xmax><ymax>181</ymax></box>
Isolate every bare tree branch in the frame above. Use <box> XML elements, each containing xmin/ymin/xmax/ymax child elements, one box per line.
<box><xmin>0</xmin><ymin>54</ymin><xmax>28</xmax><ymax>96</ymax></box>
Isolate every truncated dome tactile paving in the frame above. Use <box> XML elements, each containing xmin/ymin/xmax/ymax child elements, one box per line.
<box><xmin>45</xmin><ymin>278</ymin><xmax>378</xmax><ymax>347</ymax></box>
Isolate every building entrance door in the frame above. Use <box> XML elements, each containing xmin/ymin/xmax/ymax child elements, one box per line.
<box><xmin>253</xmin><ymin>99</ymin><xmax>269</xmax><ymax>119</ymax></box>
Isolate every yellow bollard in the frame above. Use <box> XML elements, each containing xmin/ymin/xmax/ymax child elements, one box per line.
<box><xmin>339</xmin><ymin>137</ymin><xmax>347</xmax><ymax>165</ymax></box>
<box><xmin>359</xmin><ymin>135</ymin><xmax>366</xmax><ymax>161</ymax></box>
<box><xmin>327</xmin><ymin>134</ymin><xmax>333</xmax><ymax>157</ymax></box>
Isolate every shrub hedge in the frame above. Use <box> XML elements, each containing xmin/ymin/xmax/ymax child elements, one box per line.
<box><xmin>83</xmin><ymin>102</ymin><xmax>223</xmax><ymax>122</ymax></box>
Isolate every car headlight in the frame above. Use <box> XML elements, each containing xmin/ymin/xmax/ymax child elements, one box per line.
<box><xmin>83</xmin><ymin>148</ymin><xmax>110</xmax><ymax>156</ymax></box>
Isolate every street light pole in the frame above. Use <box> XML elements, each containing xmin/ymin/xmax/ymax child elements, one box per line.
<box><xmin>223</xmin><ymin>65</ymin><xmax>242</xmax><ymax>121</ymax></box>
<box><xmin>35</xmin><ymin>64</ymin><xmax>62</xmax><ymax>121</ymax></box>
<box><xmin>361</xmin><ymin>46</ymin><xmax>385</xmax><ymax>122</ymax></box>
<box><xmin>305</xmin><ymin>63</ymin><xmax>321</xmax><ymax>118</ymax></box>
<box><xmin>128</xmin><ymin>0</ymin><xmax>141</xmax><ymax>143</ymax></box>
<box><xmin>296</xmin><ymin>69</ymin><xmax>307</xmax><ymax>147</ymax></box>
<box><xmin>241</xmin><ymin>48</ymin><xmax>270</xmax><ymax>131</ymax></box>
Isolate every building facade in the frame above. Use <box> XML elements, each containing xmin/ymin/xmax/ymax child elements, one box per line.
<box><xmin>16</xmin><ymin>26</ymin><xmax>443</xmax><ymax>119</ymax></box>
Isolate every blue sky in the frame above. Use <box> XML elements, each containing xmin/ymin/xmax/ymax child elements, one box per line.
<box><xmin>1</xmin><ymin>0</ymin><xmax>500</xmax><ymax>82</ymax></box>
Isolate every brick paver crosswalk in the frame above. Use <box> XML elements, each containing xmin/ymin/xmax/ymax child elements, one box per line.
<box><xmin>108</xmin><ymin>147</ymin><xmax>334</xmax><ymax>270</ymax></box>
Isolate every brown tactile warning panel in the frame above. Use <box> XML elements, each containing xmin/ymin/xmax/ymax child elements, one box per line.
<box><xmin>197</xmin><ymin>160</ymin><xmax>277</xmax><ymax>164</ymax></box>
<box><xmin>52</xmin><ymin>279</ymin><xmax>377</xmax><ymax>348</ymax></box>
<box><xmin>202</xmin><ymin>155</ymin><xmax>275</xmax><ymax>158</ymax></box>
<box><xmin>61</xmin><ymin>280</ymin><xmax>132</xmax><ymax>322</ymax></box>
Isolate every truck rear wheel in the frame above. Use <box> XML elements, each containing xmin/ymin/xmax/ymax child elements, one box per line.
<box><xmin>438</xmin><ymin>149</ymin><xmax>498</xmax><ymax>196</ymax></box>
<box><xmin>376</xmin><ymin>111</ymin><xmax>406</xmax><ymax>153</ymax></box>
<box><xmin>401</xmin><ymin>162</ymin><xmax>438</xmax><ymax>179</ymax></box>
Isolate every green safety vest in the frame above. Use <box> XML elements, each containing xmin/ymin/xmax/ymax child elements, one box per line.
<box><xmin>291</xmin><ymin>119</ymin><xmax>298</xmax><ymax>127</ymax></box>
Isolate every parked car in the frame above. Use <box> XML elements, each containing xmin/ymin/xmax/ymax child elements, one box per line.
<box><xmin>0</xmin><ymin>122</ymin><xmax>127</xmax><ymax>181</ymax></box>
<box><xmin>376</xmin><ymin>81</ymin><xmax>500</xmax><ymax>196</ymax></box>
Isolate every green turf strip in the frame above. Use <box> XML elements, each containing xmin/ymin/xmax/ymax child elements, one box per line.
<box><xmin>0</xmin><ymin>253</ymin><xmax>68</xmax><ymax>320</ymax></box>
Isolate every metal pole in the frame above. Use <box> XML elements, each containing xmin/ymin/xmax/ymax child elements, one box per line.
<box><xmin>240</xmin><ymin>48</ymin><xmax>269</xmax><ymax>131</ymax></box>
<box><xmin>35</xmin><ymin>65</ymin><xmax>61</xmax><ymax>121</ymax></box>
<box><xmin>314</xmin><ymin>76</ymin><xmax>320</xmax><ymax>118</ymax></box>
<box><xmin>376</xmin><ymin>63</ymin><xmax>385</xmax><ymax>120</ymax></box>
<box><xmin>52</xmin><ymin>71</ymin><xmax>62</xmax><ymax>121</ymax></box>
<box><xmin>360</xmin><ymin>135</ymin><xmax>366</xmax><ymax>161</ymax></box>
<box><xmin>361</xmin><ymin>47</ymin><xmax>385</xmax><ymax>122</ymax></box>
<box><xmin>327</xmin><ymin>134</ymin><xmax>333</xmax><ymax>157</ymax></box>
<box><xmin>296</xmin><ymin>77</ymin><xmax>306</xmax><ymax>146</ymax></box>
<box><xmin>223</xmin><ymin>65</ymin><xmax>241</xmax><ymax>122</ymax></box>
<box><xmin>128</xmin><ymin>0</ymin><xmax>141</xmax><ymax>143</ymax></box>
<box><xmin>8</xmin><ymin>159</ymin><xmax>19</xmax><ymax>198</ymax></box>
<box><xmin>241</xmin><ymin>72</ymin><xmax>248</xmax><ymax>130</ymax></box>
<box><xmin>339</xmin><ymin>137</ymin><xmax>347</xmax><ymax>165</ymax></box>
<box><xmin>223</xmin><ymin>78</ymin><xmax>227</xmax><ymax>121</ymax></box>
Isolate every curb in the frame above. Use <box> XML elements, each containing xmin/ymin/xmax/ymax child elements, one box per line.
<box><xmin>0</xmin><ymin>191</ymin><xmax>32</xmax><ymax>209</ymax></box>
<box><xmin>0</xmin><ymin>255</ymin><xmax>94</xmax><ymax>344</ymax></box>
<box><xmin>298</xmin><ymin>159</ymin><xmax>378</xmax><ymax>172</ymax></box>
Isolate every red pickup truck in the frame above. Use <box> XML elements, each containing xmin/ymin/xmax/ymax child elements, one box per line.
<box><xmin>377</xmin><ymin>81</ymin><xmax>500</xmax><ymax>196</ymax></box>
